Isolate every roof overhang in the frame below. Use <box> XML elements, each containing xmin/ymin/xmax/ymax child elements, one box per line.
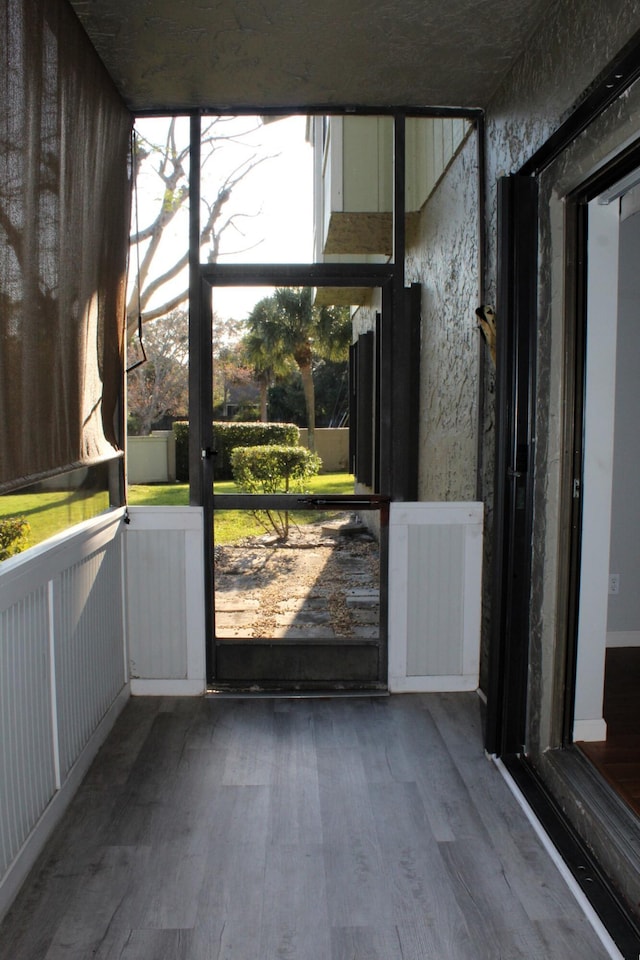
<box><xmin>69</xmin><ymin>0</ymin><xmax>552</xmax><ymax>114</ymax></box>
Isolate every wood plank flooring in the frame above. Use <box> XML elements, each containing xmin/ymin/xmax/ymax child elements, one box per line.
<box><xmin>579</xmin><ymin>647</ymin><xmax>640</xmax><ymax>816</ymax></box>
<box><xmin>0</xmin><ymin>693</ymin><xmax>612</xmax><ymax>959</ymax></box>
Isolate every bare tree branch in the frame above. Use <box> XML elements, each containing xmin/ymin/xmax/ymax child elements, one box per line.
<box><xmin>126</xmin><ymin>116</ymin><xmax>278</xmax><ymax>339</ymax></box>
<box><xmin>135</xmin><ymin>290</ymin><xmax>190</xmax><ymax>325</ymax></box>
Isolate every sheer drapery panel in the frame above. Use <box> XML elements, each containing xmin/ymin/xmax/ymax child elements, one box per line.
<box><xmin>0</xmin><ymin>0</ymin><xmax>132</xmax><ymax>493</ymax></box>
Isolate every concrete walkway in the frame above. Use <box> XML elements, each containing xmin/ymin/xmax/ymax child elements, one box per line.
<box><xmin>214</xmin><ymin>514</ymin><xmax>380</xmax><ymax>640</ymax></box>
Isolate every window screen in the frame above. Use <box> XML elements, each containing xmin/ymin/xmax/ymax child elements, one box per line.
<box><xmin>0</xmin><ymin>0</ymin><xmax>132</xmax><ymax>493</ymax></box>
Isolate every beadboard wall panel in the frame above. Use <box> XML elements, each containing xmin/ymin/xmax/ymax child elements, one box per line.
<box><xmin>0</xmin><ymin>512</ymin><xmax>128</xmax><ymax>920</ymax></box>
<box><xmin>0</xmin><ymin>587</ymin><xmax>55</xmax><ymax>879</ymax></box>
<box><xmin>388</xmin><ymin>502</ymin><xmax>483</xmax><ymax>692</ymax></box>
<box><xmin>124</xmin><ymin>507</ymin><xmax>206</xmax><ymax>695</ymax></box>
<box><xmin>56</xmin><ymin>539</ymin><xmax>126</xmax><ymax>779</ymax></box>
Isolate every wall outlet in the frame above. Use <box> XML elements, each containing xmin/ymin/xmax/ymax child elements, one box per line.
<box><xmin>609</xmin><ymin>574</ymin><xmax>620</xmax><ymax>595</ymax></box>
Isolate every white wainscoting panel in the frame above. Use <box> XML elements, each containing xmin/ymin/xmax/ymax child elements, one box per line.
<box><xmin>0</xmin><ymin>511</ymin><xmax>128</xmax><ymax>920</ymax></box>
<box><xmin>56</xmin><ymin>540</ymin><xmax>126</xmax><ymax>779</ymax></box>
<box><xmin>388</xmin><ymin>502</ymin><xmax>483</xmax><ymax>692</ymax></box>
<box><xmin>125</xmin><ymin>507</ymin><xmax>206</xmax><ymax>695</ymax></box>
<box><xmin>0</xmin><ymin>587</ymin><xmax>56</xmax><ymax>880</ymax></box>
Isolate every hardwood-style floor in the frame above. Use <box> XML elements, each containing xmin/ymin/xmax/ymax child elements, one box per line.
<box><xmin>579</xmin><ymin>647</ymin><xmax>640</xmax><ymax>816</ymax></box>
<box><xmin>0</xmin><ymin>693</ymin><xmax>613</xmax><ymax>960</ymax></box>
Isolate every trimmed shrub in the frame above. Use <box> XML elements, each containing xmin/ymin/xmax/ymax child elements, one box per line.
<box><xmin>0</xmin><ymin>516</ymin><xmax>30</xmax><ymax>561</ymax></box>
<box><xmin>231</xmin><ymin>444</ymin><xmax>322</xmax><ymax>540</ymax></box>
<box><xmin>173</xmin><ymin>421</ymin><xmax>300</xmax><ymax>482</ymax></box>
<box><xmin>231</xmin><ymin>444</ymin><xmax>321</xmax><ymax>494</ymax></box>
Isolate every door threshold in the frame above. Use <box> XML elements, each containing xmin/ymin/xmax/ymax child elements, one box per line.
<box><xmin>500</xmin><ymin>752</ymin><xmax>640</xmax><ymax>958</ymax></box>
<box><xmin>206</xmin><ymin>685</ymin><xmax>389</xmax><ymax>699</ymax></box>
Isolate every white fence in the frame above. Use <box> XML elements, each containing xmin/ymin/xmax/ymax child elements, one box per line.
<box><xmin>298</xmin><ymin>428</ymin><xmax>349</xmax><ymax>471</ymax></box>
<box><xmin>0</xmin><ymin>511</ymin><xmax>128</xmax><ymax>919</ymax></box>
<box><xmin>127</xmin><ymin>430</ymin><xmax>176</xmax><ymax>484</ymax></box>
<box><xmin>127</xmin><ymin>427</ymin><xmax>349</xmax><ymax>484</ymax></box>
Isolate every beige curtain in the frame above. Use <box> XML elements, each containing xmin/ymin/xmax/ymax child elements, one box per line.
<box><xmin>0</xmin><ymin>0</ymin><xmax>132</xmax><ymax>493</ymax></box>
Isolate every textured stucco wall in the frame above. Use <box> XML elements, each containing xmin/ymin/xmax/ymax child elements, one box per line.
<box><xmin>406</xmin><ymin>131</ymin><xmax>481</xmax><ymax>504</ymax></box>
<box><xmin>484</xmin><ymin>0</ymin><xmax>640</xmax><ymax>305</ymax></box>
<box><xmin>404</xmin><ymin>130</ymin><xmax>493</xmax><ymax>687</ymax></box>
<box><xmin>347</xmin><ymin>2</ymin><xmax>640</xmax><ymax>711</ymax></box>
<box><xmin>351</xmin><ymin>128</ymin><xmax>481</xmax><ymax>504</ymax></box>
<box><xmin>481</xmin><ymin>0</ymin><xmax>640</xmax><ymax>754</ymax></box>
<box><xmin>390</xmin><ymin>0</ymin><xmax>640</xmax><ymax>714</ymax></box>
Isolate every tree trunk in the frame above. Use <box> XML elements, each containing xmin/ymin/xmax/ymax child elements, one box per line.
<box><xmin>299</xmin><ymin>361</ymin><xmax>316</xmax><ymax>452</ymax></box>
<box><xmin>259</xmin><ymin>376</ymin><xmax>268</xmax><ymax>421</ymax></box>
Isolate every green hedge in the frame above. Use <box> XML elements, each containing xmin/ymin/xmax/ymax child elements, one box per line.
<box><xmin>173</xmin><ymin>421</ymin><xmax>300</xmax><ymax>482</ymax></box>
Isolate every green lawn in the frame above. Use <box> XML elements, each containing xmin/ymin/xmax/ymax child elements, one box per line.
<box><xmin>127</xmin><ymin>472</ymin><xmax>354</xmax><ymax>505</ymax></box>
<box><xmin>128</xmin><ymin>472</ymin><xmax>356</xmax><ymax>544</ymax></box>
<box><xmin>0</xmin><ymin>489</ymin><xmax>110</xmax><ymax>554</ymax></box>
<box><xmin>0</xmin><ymin>472</ymin><xmax>357</xmax><ymax>555</ymax></box>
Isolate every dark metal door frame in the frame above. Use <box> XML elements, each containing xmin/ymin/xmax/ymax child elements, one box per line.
<box><xmin>485</xmin><ymin>174</ymin><xmax>538</xmax><ymax>757</ymax></box>
<box><xmin>559</xmin><ymin>138</ymin><xmax>640</xmax><ymax>743</ymax></box>
<box><xmin>212</xmin><ymin>493</ymin><xmax>389</xmax><ymax>688</ymax></box>
<box><xmin>481</xmin><ymin>29</ymin><xmax>640</xmax><ymax>760</ymax></box>
<box><xmin>200</xmin><ymin>263</ymin><xmax>395</xmax><ymax>686</ymax></box>
<box><xmin>481</xmin><ymin>49</ymin><xmax>640</xmax><ymax>952</ymax></box>
<box><xmin>185</xmin><ymin>112</ymin><xmax>475</xmax><ymax>688</ymax></box>
<box><xmin>497</xmin><ymin>149</ymin><xmax>640</xmax><ymax>959</ymax></box>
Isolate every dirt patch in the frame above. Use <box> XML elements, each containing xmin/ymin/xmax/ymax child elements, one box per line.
<box><xmin>214</xmin><ymin>513</ymin><xmax>380</xmax><ymax>640</ymax></box>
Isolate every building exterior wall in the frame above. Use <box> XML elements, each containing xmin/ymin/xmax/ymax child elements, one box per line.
<box><xmin>480</xmin><ymin>0</ymin><xmax>640</xmax><ymax>748</ymax></box>
<box><xmin>386</xmin><ymin>2</ymin><xmax>640</xmax><ymax>913</ymax></box>
<box><xmin>406</xmin><ymin>132</ymin><xmax>480</xmax><ymax>504</ymax></box>
<box><xmin>400</xmin><ymin>131</ymin><xmax>486</xmax><ymax>681</ymax></box>
<box><xmin>448</xmin><ymin>0</ymin><xmax>640</xmax><ymax>916</ymax></box>
<box><xmin>402</xmin><ymin>0</ymin><xmax>640</xmax><ymax>734</ymax></box>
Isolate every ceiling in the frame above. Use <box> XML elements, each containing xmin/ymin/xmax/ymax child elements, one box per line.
<box><xmin>69</xmin><ymin>0</ymin><xmax>553</xmax><ymax>114</ymax></box>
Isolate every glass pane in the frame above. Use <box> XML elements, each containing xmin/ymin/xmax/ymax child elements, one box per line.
<box><xmin>0</xmin><ymin>462</ymin><xmax>113</xmax><ymax>557</ymax></box>
<box><xmin>210</xmin><ymin>284</ymin><xmax>352</xmax><ymax>437</ymax></box>
<box><xmin>213</xmin><ymin>508</ymin><xmax>379</xmax><ymax>641</ymax></box>
<box><xmin>202</xmin><ymin>115</ymin><xmax>314</xmax><ymax>267</ymax></box>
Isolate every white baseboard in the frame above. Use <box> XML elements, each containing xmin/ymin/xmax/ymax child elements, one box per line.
<box><xmin>606</xmin><ymin>631</ymin><xmax>640</xmax><ymax>648</ymax></box>
<box><xmin>0</xmin><ymin>683</ymin><xmax>130</xmax><ymax>923</ymax></box>
<box><xmin>130</xmin><ymin>678</ymin><xmax>206</xmax><ymax>696</ymax></box>
<box><xmin>573</xmin><ymin>717</ymin><xmax>607</xmax><ymax>742</ymax></box>
<box><xmin>494</xmin><ymin>758</ymin><xmax>624</xmax><ymax>959</ymax></box>
<box><xmin>388</xmin><ymin>675</ymin><xmax>479</xmax><ymax>693</ymax></box>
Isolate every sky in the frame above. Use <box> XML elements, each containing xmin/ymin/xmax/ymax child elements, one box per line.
<box><xmin>131</xmin><ymin>114</ymin><xmax>314</xmax><ymax>330</ymax></box>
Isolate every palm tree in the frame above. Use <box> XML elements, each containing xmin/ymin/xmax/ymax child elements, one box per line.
<box><xmin>242</xmin><ymin>326</ymin><xmax>292</xmax><ymax>421</ymax></box>
<box><xmin>244</xmin><ymin>288</ymin><xmax>351</xmax><ymax>451</ymax></box>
